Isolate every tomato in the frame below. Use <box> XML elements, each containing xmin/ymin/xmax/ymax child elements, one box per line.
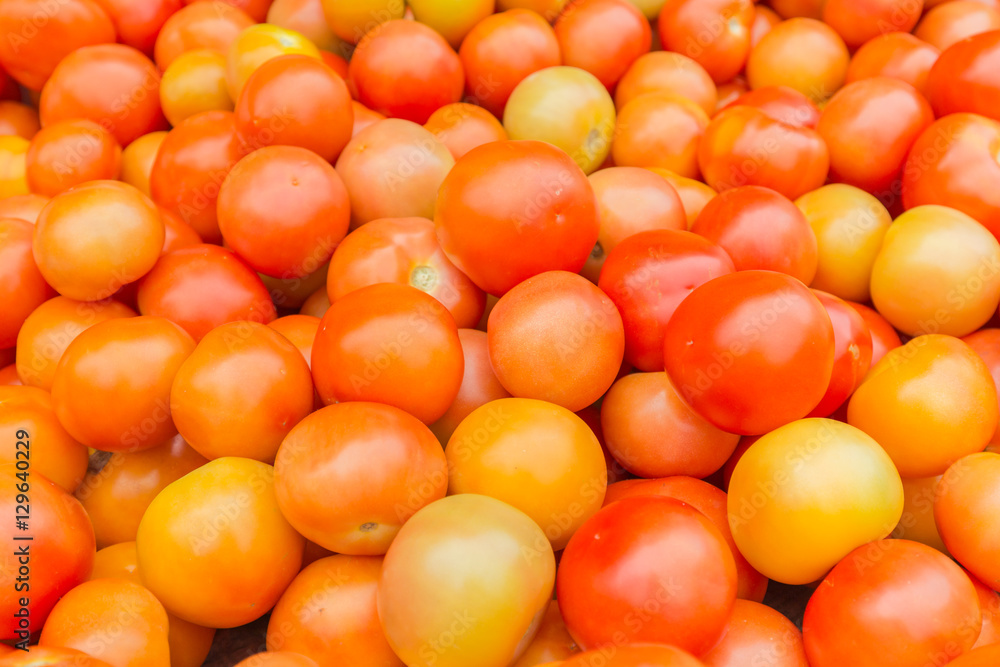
<box><xmin>663</xmin><ymin>270</ymin><xmax>835</xmax><ymax>435</ymax></box>
<box><xmin>949</xmin><ymin>645</ymin><xmax>1000</xmax><ymax>667</ymax></box>
<box><xmin>0</xmin><ymin>647</ymin><xmax>112</xmax><ymax>666</ymax></box>
<box><xmin>560</xmin><ymin>645</ymin><xmax>705</xmax><ymax>667</ymax></box>
<box><xmin>407</xmin><ymin>0</ymin><xmax>493</xmax><ymax>48</ymax></box>
<box><xmin>459</xmin><ymin>9</ymin><xmax>561</xmax><ymax>118</ymax></box>
<box><xmin>891</xmin><ymin>475</ymin><xmax>948</xmax><ymax>553</ymax></box>
<box><xmin>0</xmin><ymin>136</ymin><xmax>31</xmax><ymax>198</ymax></box>
<box><xmin>0</xmin><ymin>218</ymin><xmax>53</xmax><ymax>349</ymax></box>
<box><xmin>870</xmin><ymin>205</ymin><xmax>1000</xmax><ymax>337</ymax></box>
<box><xmin>848</xmin><ymin>301</ymin><xmax>901</xmax><ymax>368</ymax></box>
<box><xmin>971</xmin><ymin>573</ymin><xmax>1000</xmax><ymax>646</ymax></box>
<box><xmin>379</xmin><ymin>494</ymin><xmax>554</xmax><ymax>667</ymax></box>
<box><xmin>150</xmin><ymin>110</ymin><xmax>247</xmax><ymax>243</ymax></box>
<box><xmin>653</xmin><ymin>169</ymin><xmax>717</xmax><ymax>227</ymax></box>
<box><xmin>658</xmin><ymin>0</ymin><xmax>754</xmax><ymax>84</ymax></box>
<box><xmin>0</xmin><ymin>470</ymin><xmax>95</xmax><ymax>639</ymax></box>
<box><xmin>794</xmin><ymin>184</ymin><xmax>892</xmax><ymax>303</ymax></box>
<box><xmin>137</xmin><ymin>244</ymin><xmax>277</xmax><ymax>340</ymax></box>
<box><xmin>0</xmin><ymin>366</ymin><xmax>20</xmax><ymax>386</ymax></box>
<box><xmin>0</xmin><ymin>0</ymin><xmax>116</xmax><ymax>91</ymax></box>
<box><xmin>846</xmin><ymin>32</ymin><xmax>940</xmax><ymax>95</ymax></box>
<box><xmin>349</xmin><ymin>20</ymin><xmax>462</xmax><ymax>124</ymax></box>
<box><xmin>698</xmin><ymin>99</ymin><xmax>828</xmax><ymax>200</ymax></box>
<box><xmin>327</xmin><ymin>216</ymin><xmax>485</xmax><ymax>328</ymax></box>
<box><xmin>818</xmin><ymin>77</ymin><xmax>933</xmax><ymax>196</ymax></box>
<box><xmin>159</xmin><ymin>207</ymin><xmax>203</xmax><ymax>254</ymax></box>
<box><xmin>487</xmin><ymin>271</ymin><xmax>623</xmax><ymax>411</ymax></box>
<box><xmin>25</xmin><ymin>120</ymin><xmax>121</xmax><ymax>197</ymax></box>
<box><xmin>605</xmin><ymin>476</ymin><xmax>769</xmax><ymax>602</ymax></box>
<box><xmin>497</xmin><ymin>0</ymin><xmax>568</xmax><ymax>20</ymax></box>
<box><xmin>260</xmin><ymin>263</ymin><xmax>327</xmax><ymax>311</ymax></box>
<box><xmin>701</xmin><ymin>599</ymin><xmax>808</xmax><ymax>667</ymax></box>
<box><xmin>267</xmin><ymin>0</ymin><xmax>347</xmax><ymax>54</ymax></box>
<box><xmin>936</xmin><ymin>452</ymin><xmax>1000</xmax><ymax>591</ymax></box>
<box><xmin>39</xmin><ymin>578</ymin><xmax>169</xmax><ymax>667</ymax></box>
<box><xmin>559</xmin><ymin>496</ymin><xmax>736</xmax><ymax>654</ymax></box>
<box><xmin>916</xmin><ymin>1</ymin><xmax>1000</xmax><ymax>51</ymax></box>
<box><xmin>511</xmin><ymin>601</ymin><xmax>579</xmax><ymax>667</ymax></box>
<box><xmin>299</xmin><ymin>287</ymin><xmax>330</xmax><ymax>317</ymax></box>
<box><xmin>581</xmin><ymin>167</ymin><xmax>686</xmax><ymax>282</ymax></box>
<box><xmin>0</xmin><ymin>387</ymin><xmax>88</xmax><ymax>493</ymax></box>
<box><xmin>159</xmin><ymin>50</ymin><xmax>233</xmax><ymax>126</ymax></box>
<box><xmin>0</xmin><ymin>102</ymin><xmax>40</xmax><ymax>140</ymax></box>
<box><xmin>611</xmin><ymin>94</ymin><xmax>708</xmax><ymax>179</ymax></box>
<box><xmin>266</xmin><ymin>555</ymin><xmax>401</xmax><ymax>665</ymax></box>
<box><xmin>119</xmin><ymin>131</ymin><xmax>166</xmax><ymax>198</ymax></box>
<box><xmin>225</xmin><ymin>24</ymin><xmax>321</xmax><ymax>100</ymax></box>
<box><xmin>751</xmin><ymin>6</ymin><xmax>781</xmax><ymax>47</ymax></box>
<box><xmin>802</xmin><ymin>539</ymin><xmax>982</xmax><ymax>667</ymax></box>
<box><xmin>746</xmin><ymin>18</ymin><xmax>849</xmax><ymax>102</ymax></box>
<box><xmin>555</xmin><ymin>0</ymin><xmax>651</xmax><ymax>91</ymax></box>
<box><xmin>336</xmin><ymin>119</ymin><xmax>455</xmax><ymax>227</ymax></box>
<box><xmin>849</xmin><ymin>334</ymin><xmax>998</xmax><ymax>477</ymax></box>
<box><xmin>964</xmin><ymin>328</ymin><xmax>1000</xmax><ymax>446</ymax></box>
<box><xmin>268</xmin><ymin>314</ymin><xmax>320</xmax><ymax>366</ymax></box>
<box><xmin>615</xmin><ymin>52</ymin><xmax>717</xmax><ymax>116</ymax></box>
<box><xmin>926</xmin><ymin>30</ymin><xmax>1000</xmax><ymax>121</ymax></box>
<box><xmin>312</xmin><ymin>283</ymin><xmax>463</xmax><ymax>423</ymax></box>
<box><xmin>424</xmin><ymin>103</ymin><xmax>507</xmax><ymax>160</ymax></box>
<box><xmin>716</xmin><ymin>76</ymin><xmax>750</xmax><ymax>110</ymax></box>
<box><xmin>136</xmin><ymin>457</ymin><xmax>304</xmax><ymax>627</ymax></box>
<box><xmin>504</xmin><ymin>66</ymin><xmax>616</xmax><ymax>175</ymax></box>
<box><xmin>319</xmin><ymin>0</ymin><xmax>406</xmax><ymax>44</ymax></box>
<box><xmin>234</xmin><ymin>654</ymin><xmax>318</xmax><ymax>667</ymax></box>
<box><xmin>692</xmin><ymin>185</ymin><xmax>818</xmax><ymax>283</ymax></box>
<box><xmin>822</xmin><ymin>0</ymin><xmax>923</xmax><ymax>50</ymax></box>
<box><xmin>435</xmin><ymin>140</ymin><xmax>599</xmax><ymax>296</ymax></box>
<box><xmin>806</xmin><ymin>291</ymin><xmax>873</xmax><ymax>417</ymax></box>
<box><xmin>172</xmin><ymin>321</ymin><xmax>312</xmax><ymax>462</ymax></box>
<box><xmin>729</xmin><ymin>418</ymin><xmax>903</xmax><ymax>584</ymax></box>
<box><xmin>0</xmin><ymin>193</ymin><xmax>49</xmax><ymax>224</ymax></box>
<box><xmin>154</xmin><ymin>1</ymin><xmax>256</xmax><ymax>70</ymax></box>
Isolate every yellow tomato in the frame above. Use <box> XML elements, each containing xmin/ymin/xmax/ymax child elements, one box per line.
<box><xmin>120</xmin><ymin>132</ymin><xmax>168</xmax><ymax>198</ymax></box>
<box><xmin>446</xmin><ymin>398</ymin><xmax>607</xmax><ymax>550</ymax></box>
<box><xmin>625</xmin><ymin>0</ymin><xmax>668</xmax><ymax>19</ymax></box>
<box><xmin>504</xmin><ymin>66</ymin><xmax>616</xmax><ymax>174</ymax></box>
<box><xmin>226</xmin><ymin>24</ymin><xmax>322</xmax><ymax>100</ymax></box>
<box><xmin>377</xmin><ymin>494</ymin><xmax>555</xmax><ymax>667</ymax></box>
<box><xmin>320</xmin><ymin>0</ymin><xmax>406</xmax><ymax>43</ymax></box>
<box><xmin>496</xmin><ymin>0</ymin><xmax>568</xmax><ymax>20</ymax></box>
<box><xmin>870</xmin><ymin>205</ymin><xmax>1000</xmax><ymax>338</ymax></box>
<box><xmin>408</xmin><ymin>0</ymin><xmax>496</xmax><ymax>48</ymax></box>
<box><xmin>0</xmin><ymin>135</ymin><xmax>29</xmax><ymax>198</ymax></box>
<box><xmin>161</xmin><ymin>50</ymin><xmax>234</xmax><ymax>127</ymax></box>
<box><xmin>848</xmin><ymin>334</ymin><xmax>999</xmax><ymax>477</ymax></box>
<box><xmin>795</xmin><ymin>183</ymin><xmax>892</xmax><ymax>303</ymax></box>
<box><xmin>136</xmin><ymin>457</ymin><xmax>305</xmax><ymax>628</ymax></box>
<box><xmin>891</xmin><ymin>475</ymin><xmax>948</xmax><ymax>555</ymax></box>
<box><xmin>728</xmin><ymin>418</ymin><xmax>903</xmax><ymax>585</ymax></box>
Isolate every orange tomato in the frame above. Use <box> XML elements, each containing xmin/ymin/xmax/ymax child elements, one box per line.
<box><xmin>0</xmin><ymin>136</ymin><xmax>30</xmax><ymax>198</ymax></box>
<box><xmin>701</xmin><ymin>599</ymin><xmax>808</xmax><ymax>667</ymax></box>
<box><xmin>653</xmin><ymin>168</ymin><xmax>717</xmax><ymax>226</ymax></box>
<box><xmin>561</xmin><ymin>645</ymin><xmax>705</xmax><ymax>667</ymax></box>
<box><xmin>25</xmin><ymin>120</ymin><xmax>122</xmax><ymax>197</ymax></box>
<box><xmin>225</xmin><ymin>23</ymin><xmax>321</xmax><ymax>100</ymax></box>
<box><xmin>0</xmin><ymin>193</ymin><xmax>49</xmax><ymax>224</ymax></box>
<box><xmin>615</xmin><ymin>51</ymin><xmax>717</xmax><ymax>115</ymax></box>
<box><xmin>185</xmin><ymin>0</ymin><xmax>273</xmax><ymax>22</ymax></box>
<box><xmin>0</xmin><ymin>101</ymin><xmax>40</xmax><ymax>140</ymax></box>
<box><xmin>612</xmin><ymin>94</ymin><xmax>708</xmax><ymax>179</ymax></box>
<box><xmin>751</xmin><ymin>6</ymin><xmax>781</xmax><ymax>46</ymax></box>
<box><xmin>407</xmin><ymin>0</ymin><xmax>494</xmax><ymax>48</ymax></box>
<box><xmin>424</xmin><ymin>103</ymin><xmax>507</xmax><ymax>160</ymax></box>
<box><xmin>0</xmin><ymin>218</ymin><xmax>54</xmax><ymax>349</ymax></box>
<box><xmin>159</xmin><ymin>207</ymin><xmax>203</xmax><ymax>254</ymax></box>
<box><xmin>891</xmin><ymin>475</ymin><xmax>948</xmax><ymax>554</ymax></box>
<box><xmin>658</xmin><ymin>0</ymin><xmax>754</xmax><ymax>84</ymax></box>
<box><xmin>964</xmin><ymin>328</ymin><xmax>1000</xmax><ymax>447</ymax></box>
<box><xmin>267</xmin><ymin>0</ymin><xmax>349</xmax><ymax>54</ymax></box>
<box><xmin>926</xmin><ymin>30</ymin><xmax>1000</xmax><ymax>122</ymax></box>
<box><xmin>746</xmin><ymin>18</ymin><xmax>849</xmax><ymax>102</ymax></box>
<box><xmin>511</xmin><ymin>601</ymin><xmax>579</xmax><ymax>666</ymax></box>
<box><xmin>822</xmin><ymin>0</ymin><xmax>923</xmax><ymax>50</ymax></box>
<box><xmin>259</xmin><ymin>264</ymin><xmax>328</xmax><ymax>311</ymax></box>
<box><xmin>807</xmin><ymin>290</ymin><xmax>874</xmax><ymax>418</ymax></box>
<box><xmin>0</xmin><ymin>647</ymin><xmax>113</xmax><ymax>666</ymax></box>
<box><xmin>915</xmin><ymin>1</ymin><xmax>1000</xmax><ymax>51</ymax></box>
<box><xmin>846</xmin><ymin>32</ymin><xmax>940</xmax><ymax>95</ymax></box>
<box><xmin>92</xmin><ymin>0</ymin><xmax>182</xmax><ymax>56</ymax></box>
<box><xmin>268</xmin><ymin>314</ymin><xmax>320</xmax><ymax>366</ymax></box>
<box><xmin>119</xmin><ymin>131</ymin><xmax>167</xmax><ymax>198</ymax></box>
<box><xmin>160</xmin><ymin>49</ymin><xmax>234</xmax><ymax>126</ymax></box>
<box><xmin>154</xmin><ymin>1</ymin><xmax>256</xmax><ymax>71</ymax></box>
<box><xmin>234</xmin><ymin>654</ymin><xmax>319</xmax><ymax>667</ymax></box>
<box><xmin>936</xmin><ymin>452</ymin><xmax>1000</xmax><ymax>590</ymax></box>
<box><xmin>848</xmin><ymin>301</ymin><xmax>902</xmax><ymax>368</ymax></box>
<box><xmin>556</xmin><ymin>0</ymin><xmax>652</xmax><ymax>91</ymax></box>
<box><xmin>319</xmin><ymin>0</ymin><xmax>406</xmax><ymax>44</ymax></box>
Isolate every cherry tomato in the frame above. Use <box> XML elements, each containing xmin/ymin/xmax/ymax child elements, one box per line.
<box><xmin>25</xmin><ymin>120</ymin><xmax>122</xmax><ymax>197</ymax></box>
<box><xmin>319</xmin><ymin>0</ymin><xmax>406</xmax><ymax>44</ymax></box>
<box><xmin>119</xmin><ymin>131</ymin><xmax>166</xmax><ymax>198</ymax></box>
<box><xmin>615</xmin><ymin>51</ymin><xmax>717</xmax><ymax>116</ymax></box>
<box><xmin>136</xmin><ymin>244</ymin><xmax>277</xmax><ymax>340</ymax></box>
<box><xmin>870</xmin><ymin>205</ymin><xmax>1000</xmax><ymax>337</ymax></box>
<box><xmin>225</xmin><ymin>23</ymin><xmax>321</xmax><ymax>100</ymax></box>
<box><xmin>311</xmin><ymin>283</ymin><xmax>464</xmax><ymax>423</ymax></box>
<box><xmin>459</xmin><ymin>9</ymin><xmax>561</xmax><ymax>118</ymax></box>
<box><xmin>848</xmin><ymin>334</ymin><xmax>999</xmax><ymax>477</ymax></box>
<box><xmin>701</xmin><ymin>599</ymin><xmax>808</xmax><ymax>667</ymax></box>
<box><xmin>335</xmin><ymin>119</ymin><xmax>455</xmax><ymax>227</ymax></box>
<box><xmin>658</xmin><ymin>0</ymin><xmax>754</xmax><ymax>84</ymax></box>
<box><xmin>558</xmin><ymin>496</ymin><xmax>737</xmax><ymax>654</ymax></box>
<box><xmin>936</xmin><ymin>452</ymin><xmax>1000</xmax><ymax>591</ymax></box>
<box><xmin>435</xmin><ymin>140</ymin><xmax>599</xmax><ymax>296</ymax></box>
<box><xmin>0</xmin><ymin>218</ymin><xmax>54</xmax><ymax>349</ymax></box>
<box><xmin>802</xmin><ymin>539</ymin><xmax>982</xmax><ymax>667</ymax></box>
<box><xmin>846</xmin><ymin>32</ymin><xmax>940</xmax><ymax>95</ymax></box>
<box><xmin>327</xmin><ymin>216</ymin><xmax>485</xmax><ymax>328</ymax></box>
<box><xmin>154</xmin><ymin>1</ymin><xmax>256</xmax><ymax>71</ymax></box>
<box><xmin>822</xmin><ymin>0</ymin><xmax>923</xmax><ymax>50</ymax></box>
<box><xmin>555</xmin><ymin>0</ymin><xmax>651</xmax><ymax>91</ymax></box>
<box><xmin>925</xmin><ymin>30</ymin><xmax>1000</xmax><ymax>121</ymax></box>
<box><xmin>916</xmin><ymin>1</ymin><xmax>1000</xmax><ymax>51</ymax></box>
<box><xmin>424</xmin><ymin>103</ymin><xmax>508</xmax><ymax>160</ymax></box>
<box><xmin>0</xmin><ymin>102</ymin><xmax>40</xmax><ymax>140</ymax></box>
<box><xmin>612</xmin><ymin>94</ymin><xmax>708</xmax><ymax>179</ymax></box>
<box><xmin>378</xmin><ymin>494</ymin><xmax>555</xmax><ymax>667</ymax></box>
<box><xmin>136</xmin><ymin>457</ymin><xmax>304</xmax><ymax>628</ymax></box>
<box><xmin>504</xmin><ymin>66</ymin><xmax>616</xmax><ymax>174</ymax></box>
<box><xmin>729</xmin><ymin>418</ymin><xmax>903</xmax><ymax>584</ymax></box>
<box><xmin>746</xmin><ymin>18</ymin><xmax>849</xmax><ymax>102</ymax></box>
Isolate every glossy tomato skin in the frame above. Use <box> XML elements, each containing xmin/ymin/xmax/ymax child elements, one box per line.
<box><xmin>728</xmin><ymin>419</ymin><xmax>903</xmax><ymax>585</ymax></box>
<box><xmin>159</xmin><ymin>49</ymin><xmax>234</xmax><ymax>127</ymax></box>
<box><xmin>848</xmin><ymin>302</ymin><xmax>902</xmax><ymax>368</ymax></box>
<box><xmin>746</xmin><ymin>18</ymin><xmax>849</xmax><ymax>103</ymax></box>
<box><xmin>225</xmin><ymin>24</ymin><xmax>322</xmax><ymax>101</ymax></box>
<box><xmin>936</xmin><ymin>452</ymin><xmax>1000</xmax><ymax>591</ymax></box>
<box><xmin>459</xmin><ymin>9</ymin><xmax>561</xmax><ymax>118</ymax></box>
<box><xmin>311</xmin><ymin>283</ymin><xmax>463</xmax><ymax>424</ymax></box>
<box><xmin>267</xmin><ymin>0</ymin><xmax>348</xmax><ymax>54</ymax></box>
<box><xmin>0</xmin><ymin>193</ymin><xmax>49</xmax><ymax>224</ymax></box>
<box><xmin>561</xmin><ymin>645</ymin><xmax>705</xmax><ymax>667</ymax></box>
<box><xmin>822</xmin><ymin>0</ymin><xmax>923</xmax><ymax>50</ymax></box>
<box><xmin>25</xmin><ymin>120</ymin><xmax>122</xmax><ymax>197</ymax></box>
<box><xmin>423</xmin><ymin>103</ymin><xmax>507</xmax><ymax>160</ymax></box>
<box><xmin>377</xmin><ymin>494</ymin><xmax>556</xmax><ymax>667</ymax></box>
<box><xmin>558</xmin><ymin>496</ymin><xmax>737</xmax><ymax>655</ymax></box>
<box><xmin>818</xmin><ymin>77</ymin><xmax>934</xmax><ymax>196</ymax></box>
<box><xmin>964</xmin><ymin>328</ymin><xmax>1000</xmax><ymax>447</ymax></box>
<box><xmin>266</xmin><ymin>555</ymin><xmax>402</xmax><ymax>665</ymax></box>
<box><xmin>320</xmin><ymin>0</ymin><xmax>406</xmax><ymax>45</ymax></box>
<box><xmin>926</xmin><ymin>30</ymin><xmax>1000</xmax><ymax>121</ymax></box>
<box><xmin>658</xmin><ymin>0</ymin><xmax>754</xmax><ymax>84</ymax></box>
<box><xmin>949</xmin><ymin>645</ymin><xmax>1000</xmax><ymax>667</ymax></box>
<box><xmin>136</xmin><ymin>244</ymin><xmax>277</xmax><ymax>341</ymax></box>
<box><xmin>327</xmin><ymin>217</ymin><xmax>485</xmax><ymax>329</ymax></box>
<box><xmin>405</xmin><ymin>0</ymin><xmax>493</xmax><ymax>49</ymax></box>
<box><xmin>916</xmin><ymin>1</ymin><xmax>1000</xmax><ymax>52</ymax></box>
<box><xmin>663</xmin><ymin>271</ymin><xmax>835</xmax><ymax>435</ymax></box>
<box><xmin>349</xmin><ymin>20</ymin><xmax>463</xmax><ymax>124</ymax></box>
<box><xmin>611</xmin><ymin>94</ymin><xmax>708</xmax><ymax>179</ymax></box>
<box><xmin>615</xmin><ymin>52</ymin><xmax>717</xmax><ymax>116</ymax></box>
<box><xmin>901</xmin><ymin>113</ymin><xmax>1000</xmax><ymax>241</ymax></box>
<box><xmin>93</xmin><ymin>0</ymin><xmax>182</xmax><ymax>56</ymax></box>
<box><xmin>555</xmin><ymin>0</ymin><xmax>652</xmax><ymax>91</ymax></box>
<box><xmin>487</xmin><ymin>271</ymin><xmax>624</xmax><ymax>412</ymax></box>
<box><xmin>435</xmin><ymin>140</ymin><xmax>599</xmax><ymax>296</ymax></box>
<box><xmin>0</xmin><ymin>218</ymin><xmax>54</xmax><ymax>349</ymax></box>
<box><xmin>846</xmin><ymin>32</ymin><xmax>940</xmax><ymax>95</ymax></box>
<box><xmin>0</xmin><ymin>646</ymin><xmax>113</xmax><ymax>665</ymax></box>
<box><xmin>691</xmin><ymin>185</ymin><xmax>818</xmax><ymax>284</ymax></box>
<box><xmin>802</xmin><ymin>539</ymin><xmax>982</xmax><ymax>667</ymax></box>
<box><xmin>848</xmin><ymin>335</ymin><xmax>999</xmax><ymax>478</ymax></box>
<box><xmin>807</xmin><ymin>291</ymin><xmax>873</xmax><ymax>418</ymax></box>
<box><xmin>0</xmin><ymin>470</ymin><xmax>95</xmax><ymax>640</ymax></box>
<box><xmin>274</xmin><ymin>402</ymin><xmax>447</xmax><ymax>554</ymax></box>
<box><xmin>701</xmin><ymin>599</ymin><xmax>808</xmax><ymax>667</ymax></box>
<box><xmin>154</xmin><ymin>1</ymin><xmax>256</xmax><ymax>71</ymax></box>
<box><xmin>120</xmin><ymin>131</ymin><xmax>167</xmax><ymax>197</ymax></box>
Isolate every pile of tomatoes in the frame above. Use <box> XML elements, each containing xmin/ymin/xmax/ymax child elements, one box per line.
<box><xmin>2</xmin><ymin>0</ymin><xmax>1000</xmax><ymax>665</ymax></box>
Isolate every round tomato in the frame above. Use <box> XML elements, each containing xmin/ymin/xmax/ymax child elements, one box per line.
<box><xmin>0</xmin><ymin>193</ymin><xmax>49</xmax><ymax>224</ymax></box>
<box><xmin>806</xmin><ymin>290</ymin><xmax>873</xmax><ymax>418</ymax></box>
<box><xmin>26</xmin><ymin>120</ymin><xmax>122</xmax><ymax>197</ymax></box>
<box><xmin>319</xmin><ymin>0</ymin><xmax>405</xmax><ymax>44</ymax></box>
<box><xmin>0</xmin><ymin>218</ymin><xmax>55</xmax><ymax>349</ymax></box>
<box><xmin>407</xmin><ymin>0</ymin><xmax>493</xmax><ymax>48</ymax></box>
<box><xmin>845</xmin><ymin>32</ymin><xmax>940</xmax><ymax>95</ymax></box>
<box><xmin>822</xmin><ymin>0</ymin><xmax>923</xmax><ymax>50</ymax></box>
<box><xmin>511</xmin><ymin>601</ymin><xmax>579</xmax><ymax>667</ymax></box>
<box><xmin>160</xmin><ymin>49</ymin><xmax>233</xmax><ymax>126</ymax></box>
<box><xmin>916</xmin><ymin>1</ymin><xmax>1000</xmax><ymax>51</ymax></box>
<box><xmin>154</xmin><ymin>1</ymin><xmax>256</xmax><ymax>70</ymax></box>
<box><xmin>0</xmin><ymin>102</ymin><xmax>39</xmax><ymax>141</ymax></box>
<box><xmin>615</xmin><ymin>51</ymin><xmax>717</xmax><ymax>115</ymax></box>
<box><xmin>556</xmin><ymin>0</ymin><xmax>651</xmax><ymax>91</ymax></box>
<box><xmin>746</xmin><ymin>18</ymin><xmax>849</xmax><ymax>102</ymax></box>
<box><xmin>964</xmin><ymin>328</ymin><xmax>1000</xmax><ymax>446</ymax></box>
<box><xmin>612</xmin><ymin>94</ymin><xmax>708</xmax><ymax>179</ymax></box>
<box><xmin>936</xmin><ymin>452</ymin><xmax>1000</xmax><ymax>591</ymax></box>
<box><xmin>225</xmin><ymin>23</ymin><xmax>321</xmax><ymax>100</ymax></box>
<box><xmin>424</xmin><ymin>103</ymin><xmax>507</xmax><ymax>160</ymax></box>
<box><xmin>701</xmin><ymin>599</ymin><xmax>808</xmax><ymax>667</ymax></box>
<box><xmin>658</xmin><ymin>0</ymin><xmax>754</xmax><ymax>83</ymax></box>
<box><xmin>848</xmin><ymin>301</ymin><xmax>901</xmax><ymax>368</ymax></box>
<box><xmin>267</xmin><ymin>0</ymin><xmax>349</xmax><ymax>54</ymax></box>
<box><xmin>561</xmin><ymin>645</ymin><xmax>705</xmax><ymax>667</ymax></box>
<box><xmin>120</xmin><ymin>131</ymin><xmax>167</xmax><ymax>197</ymax></box>
<box><xmin>925</xmin><ymin>30</ymin><xmax>1000</xmax><ymax>121</ymax></box>
<box><xmin>891</xmin><ymin>474</ymin><xmax>947</xmax><ymax>554</ymax></box>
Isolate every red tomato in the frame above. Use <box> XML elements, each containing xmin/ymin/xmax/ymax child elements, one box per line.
<box><xmin>558</xmin><ymin>496</ymin><xmax>737</xmax><ymax>655</ymax></box>
<box><xmin>807</xmin><ymin>291</ymin><xmax>873</xmax><ymax>417</ymax></box>
<box><xmin>802</xmin><ymin>539</ymin><xmax>982</xmax><ymax>667</ymax></box>
<box><xmin>846</xmin><ymin>32</ymin><xmax>940</xmax><ymax>95</ymax></box>
<box><xmin>751</xmin><ymin>6</ymin><xmax>781</xmax><ymax>47</ymax></box>
<box><xmin>427</xmin><ymin>332</ymin><xmax>511</xmax><ymax>434</ymax></box>
<box><xmin>25</xmin><ymin>120</ymin><xmax>122</xmax><ymax>197</ymax></box>
<box><xmin>963</xmin><ymin>328</ymin><xmax>1000</xmax><ymax>446</ymax></box>
<box><xmin>0</xmin><ymin>647</ymin><xmax>112</xmax><ymax>666</ymax></box>
<box><xmin>658</xmin><ymin>0</ymin><xmax>754</xmax><ymax>84</ymax></box>
<box><xmin>848</xmin><ymin>301</ymin><xmax>901</xmax><ymax>368</ymax></box>
<box><xmin>154</xmin><ymin>1</ymin><xmax>256</xmax><ymax>71</ymax></box>
<box><xmin>159</xmin><ymin>207</ymin><xmax>203</xmax><ymax>254</ymax></box>
<box><xmin>926</xmin><ymin>30</ymin><xmax>1000</xmax><ymax>121</ymax></box>
<box><xmin>970</xmin><ymin>572</ymin><xmax>1000</xmax><ymax>647</ymax></box>
<box><xmin>349</xmin><ymin>20</ymin><xmax>463</xmax><ymax>124</ymax></box>
<box><xmin>311</xmin><ymin>283</ymin><xmax>463</xmax><ymax>424</ymax></box>
<box><xmin>611</xmin><ymin>94</ymin><xmax>708</xmax><ymax>179</ymax></box>
<box><xmin>435</xmin><ymin>140</ymin><xmax>599</xmax><ymax>296</ymax></box>
<box><xmin>0</xmin><ymin>218</ymin><xmax>54</xmax><ymax>349</ymax></box>
<box><xmin>0</xmin><ymin>102</ymin><xmax>40</xmax><ymax>140</ymax></box>
<box><xmin>93</xmin><ymin>0</ymin><xmax>183</xmax><ymax>55</ymax></box>
<box><xmin>185</xmin><ymin>0</ymin><xmax>272</xmax><ymax>22</ymax></box>
<box><xmin>701</xmin><ymin>600</ymin><xmax>808</xmax><ymax>667</ymax></box>
<box><xmin>663</xmin><ymin>270</ymin><xmax>835</xmax><ymax>435</ymax></box>
<box><xmin>136</xmin><ymin>244</ymin><xmax>277</xmax><ymax>340</ymax></box>
<box><xmin>691</xmin><ymin>185</ymin><xmax>818</xmax><ymax>284</ymax></box>
<box><xmin>822</xmin><ymin>0</ymin><xmax>923</xmax><ymax>50</ymax></box>
<box><xmin>555</xmin><ymin>0</ymin><xmax>652</xmax><ymax>91</ymax></box>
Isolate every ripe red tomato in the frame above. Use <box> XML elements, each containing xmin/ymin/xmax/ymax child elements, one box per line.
<box><xmin>963</xmin><ymin>328</ymin><xmax>1000</xmax><ymax>447</ymax></box>
<box><xmin>555</xmin><ymin>0</ymin><xmax>651</xmax><ymax>91</ymax></box>
<box><xmin>807</xmin><ymin>291</ymin><xmax>873</xmax><ymax>417</ymax></box>
<box><xmin>658</xmin><ymin>0</ymin><xmax>754</xmax><ymax>84</ymax></box>
<box><xmin>615</xmin><ymin>51</ymin><xmax>717</xmax><ymax>115</ymax></box>
<box><xmin>611</xmin><ymin>94</ymin><xmax>708</xmax><ymax>179</ymax></box>
<box><xmin>848</xmin><ymin>301</ymin><xmax>901</xmax><ymax>367</ymax></box>
<box><xmin>663</xmin><ymin>270</ymin><xmax>835</xmax><ymax>435</ymax></box>
<box><xmin>926</xmin><ymin>30</ymin><xmax>1000</xmax><ymax>121</ymax></box>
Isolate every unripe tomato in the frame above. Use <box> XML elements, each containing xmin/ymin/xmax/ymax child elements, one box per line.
<box><xmin>320</xmin><ymin>0</ymin><xmax>406</xmax><ymax>44</ymax></box>
<box><xmin>160</xmin><ymin>50</ymin><xmax>234</xmax><ymax>127</ymax></box>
